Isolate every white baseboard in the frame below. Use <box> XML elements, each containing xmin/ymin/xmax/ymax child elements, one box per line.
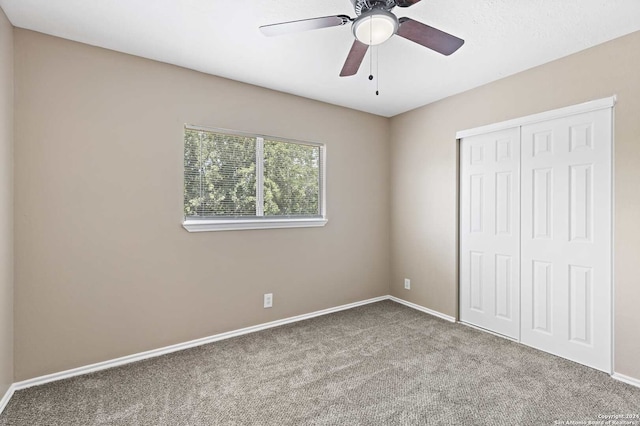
<box><xmin>611</xmin><ymin>372</ymin><xmax>640</xmax><ymax>389</ymax></box>
<box><xmin>11</xmin><ymin>295</ymin><xmax>389</xmax><ymax>393</ymax></box>
<box><xmin>13</xmin><ymin>293</ymin><xmax>623</xmax><ymax>416</ymax></box>
<box><xmin>388</xmin><ymin>296</ymin><xmax>456</xmax><ymax>323</ymax></box>
<box><xmin>0</xmin><ymin>384</ymin><xmax>16</xmax><ymax>416</ymax></box>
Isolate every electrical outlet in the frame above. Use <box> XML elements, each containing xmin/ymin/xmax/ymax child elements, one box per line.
<box><xmin>264</xmin><ymin>293</ymin><xmax>273</xmax><ymax>308</ymax></box>
<box><xmin>404</xmin><ymin>278</ymin><xmax>411</xmax><ymax>290</ymax></box>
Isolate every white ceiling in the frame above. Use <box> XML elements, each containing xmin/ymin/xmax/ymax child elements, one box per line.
<box><xmin>2</xmin><ymin>0</ymin><xmax>640</xmax><ymax>117</ymax></box>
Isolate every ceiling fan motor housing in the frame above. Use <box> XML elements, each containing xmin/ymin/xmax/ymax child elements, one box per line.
<box><xmin>351</xmin><ymin>0</ymin><xmax>396</xmax><ymax>16</ymax></box>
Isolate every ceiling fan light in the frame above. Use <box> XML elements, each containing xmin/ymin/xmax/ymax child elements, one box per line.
<box><xmin>353</xmin><ymin>10</ymin><xmax>398</xmax><ymax>46</ymax></box>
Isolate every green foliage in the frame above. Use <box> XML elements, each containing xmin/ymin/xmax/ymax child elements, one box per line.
<box><xmin>184</xmin><ymin>130</ymin><xmax>321</xmax><ymax>219</ymax></box>
<box><xmin>184</xmin><ymin>130</ymin><xmax>256</xmax><ymax>217</ymax></box>
<box><xmin>264</xmin><ymin>140</ymin><xmax>319</xmax><ymax>216</ymax></box>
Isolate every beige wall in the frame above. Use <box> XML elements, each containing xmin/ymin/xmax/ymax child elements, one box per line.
<box><xmin>390</xmin><ymin>31</ymin><xmax>640</xmax><ymax>379</ymax></box>
<box><xmin>9</xmin><ymin>24</ymin><xmax>640</xmax><ymax>383</ymax></box>
<box><xmin>13</xmin><ymin>29</ymin><xmax>390</xmax><ymax>381</ymax></box>
<box><xmin>0</xmin><ymin>6</ymin><xmax>13</xmax><ymax>395</ymax></box>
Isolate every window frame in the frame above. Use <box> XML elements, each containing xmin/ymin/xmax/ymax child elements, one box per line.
<box><xmin>182</xmin><ymin>125</ymin><xmax>328</xmax><ymax>232</ymax></box>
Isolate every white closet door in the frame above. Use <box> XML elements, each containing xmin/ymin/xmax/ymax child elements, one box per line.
<box><xmin>460</xmin><ymin>128</ymin><xmax>521</xmax><ymax>339</ymax></box>
<box><xmin>520</xmin><ymin>109</ymin><xmax>612</xmax><ymax>372</ymax></box>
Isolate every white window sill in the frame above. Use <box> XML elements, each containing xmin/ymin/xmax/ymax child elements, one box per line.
<box><xmin>182</xmin><ymin>218</ymin><xmax>328</xmax><ymax>232</ymax></box>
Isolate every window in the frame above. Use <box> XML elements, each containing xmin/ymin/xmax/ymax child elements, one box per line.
<box><xmin>183</xmin><ymin>125</ymin><xmax>327</xmax><ymax>232</ymax></box>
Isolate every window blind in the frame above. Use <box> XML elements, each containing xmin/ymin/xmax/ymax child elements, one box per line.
<box><xmin>264</xmin><ymin>139</ymin><xmax>322</xmax><ymax>217</ymax></box>
<box><xmin>184</xmin><ymin>129</ymin><xmax>256</xmax><ymax>218</ymax></box>
<box><xmin>184</xmin><ymin>127</ymin><xmax>324</xmax><ymax>220</ymax></box>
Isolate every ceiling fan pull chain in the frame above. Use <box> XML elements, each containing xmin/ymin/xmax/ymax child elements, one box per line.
<box><xmin>368</xmin><ymin>15</ymin><xmax>374</xmax><ymax>82</ymax></box>
<box><xmin>376</xmin><ymin>45</ymin><xmax>380</xmax><ymax>96</ymax></box>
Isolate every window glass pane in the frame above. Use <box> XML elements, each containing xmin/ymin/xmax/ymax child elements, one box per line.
<box><xmin>263</xmin><ymin>139</ymin><xmax>321</xmax><ymax>217</ymax></box>
<box><xmin>184</xmin><ymin>129</ymin><xmax>256</xmax><ymax>218</ymax></box>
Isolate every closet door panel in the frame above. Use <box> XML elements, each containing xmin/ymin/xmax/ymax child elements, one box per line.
<box><xmin>460</xmin><ymin>128</ymin><xmax>520</xmax><ymax>339</ymax></box>
<box><xmin>520</xmin><ymin>109</ymin><xmax>611</xmax><ymax>372</ymax></box>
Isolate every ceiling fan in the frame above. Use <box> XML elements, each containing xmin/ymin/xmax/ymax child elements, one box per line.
<box><xmin>259</xmin><ymin>0</ymin><xmax>465</xmax><ymax>77</ymax></box>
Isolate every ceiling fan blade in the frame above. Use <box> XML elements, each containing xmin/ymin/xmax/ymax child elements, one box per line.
<box><xmin>397</xmin><ymin>17</ymin><xmax>464</xmax><ymax>56</ymax></box>
<box><xmin>260</xmin><ymin>15</ymin><xmax>351</xmax><ymax>37</ymax></box>
<box><xmin>395</xmin><ymin>0</ymin><xmax>423</xmax><ymax>7</ymax></box>
<box><xmin>340</xmin><ymin>40</ymin><xmax>369</xmax><ymax>77</ymax></box>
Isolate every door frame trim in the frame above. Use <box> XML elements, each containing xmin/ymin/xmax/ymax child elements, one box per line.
<box><xmin>456</xmin><ymin>96</ymin><xmax>616</xmax><ymax>139</ymax></box>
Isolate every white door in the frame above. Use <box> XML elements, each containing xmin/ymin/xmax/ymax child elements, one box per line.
<box><xmin>520</xmin><ymin>109</ymin><xmax>612</xmax><ymax>372</ymax></box>
<box><xmin>460</xmin><ymin>128</ymin><xmax>521</xmax><ymax>339</ymax></box>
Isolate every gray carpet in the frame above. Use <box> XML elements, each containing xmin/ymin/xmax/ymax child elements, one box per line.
<box><xmin>1</xmin><ymin>300</ymin><xmax>639</xmax><ymax>425</ymax></box>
